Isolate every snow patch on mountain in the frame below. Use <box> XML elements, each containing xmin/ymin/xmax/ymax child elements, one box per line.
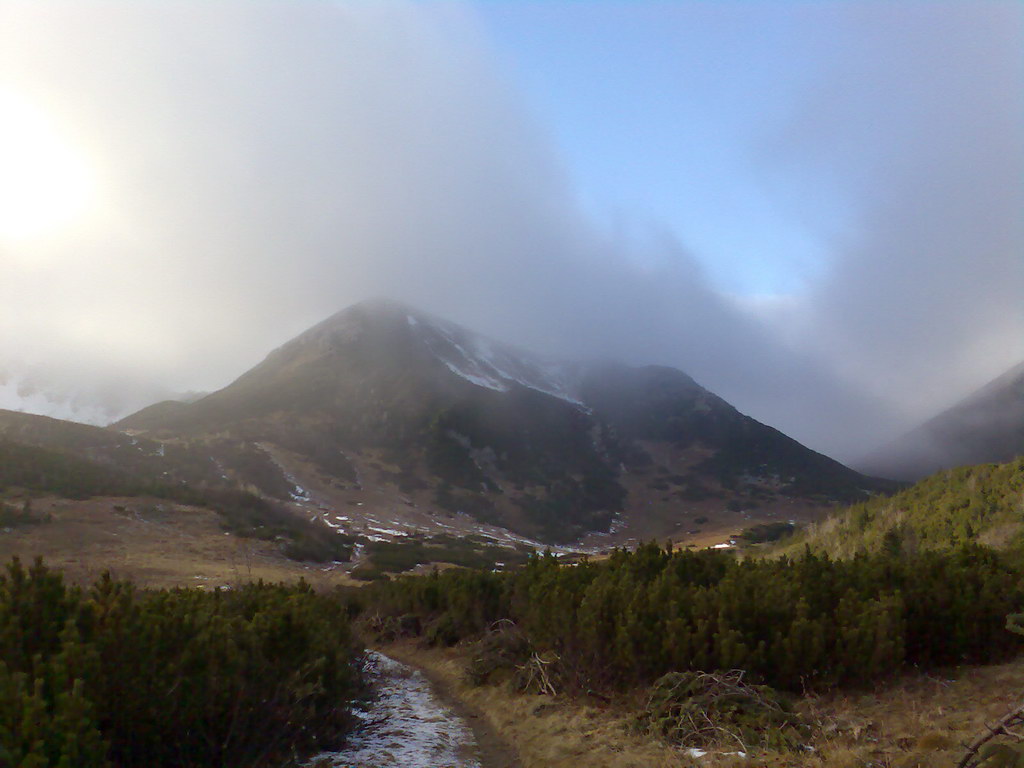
<box><xmin>409</xmin><ymin>312</ymin><xmax>586</xmax><ymax>407</ymax></box>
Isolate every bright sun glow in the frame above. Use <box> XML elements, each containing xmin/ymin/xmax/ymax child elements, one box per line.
<box><xmin>0</xmin><ymin>87</ymin><xmax>96</xmax><ymax>243</ymax></box>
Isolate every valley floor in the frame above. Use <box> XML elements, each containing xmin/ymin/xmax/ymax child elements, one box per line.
<box><xmin>381</xmin><ymin>640</ymin><xmax>1024</xmax><ymax>768</ymax></box>
<box><xmin>0</xmin><ymin>495</ymin><xmax>359</xmax><ymax>588</ymax></box>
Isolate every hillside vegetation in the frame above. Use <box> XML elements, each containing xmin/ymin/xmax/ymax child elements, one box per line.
<box><xmin>779</xmin><ymin>457</ymin><xmax>1024</xmax><ymax>558</ymax></box>
<box><xmin>356</xmin><ymin>537</ymin><xmax>1024</xmax><ymax>763</ymax></box>
<box><xmin>0</xmin><ymin>437</ymin><xmax>352</xmax><ymax>563</ymax></box>
<box><xmin>361</xmin><ymin>542</ymin><xmax>1022</xmax><ymax>694</ymax></box>
<box><xmin>351</xmin><ymin>459</ymin><xmax>1024</xmax><ymax>760</ymax></box>
<box><xmin>0</xmin><ymin>558</ymin><xmax>361</xmax><ymax>767</ymax></box>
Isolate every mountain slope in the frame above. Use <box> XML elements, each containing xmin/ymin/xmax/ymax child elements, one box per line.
<box><xmin>0</xmin><ymin>408</ymin><xmax>297</xmax><ymax>500</ymax></box>
<box><xmin>578</xmin><ymin>363</ymin><xmax>877</xmax><ymax>499</ymax></box>
<box><xmin>118</xmin><ymin>298</ymin><xmax>892</xmax><ymax>544</ymax></box>
<box><xmin>862</xmin><ymin>361</ymin><xmax>1024</xmax><ymax>480</ymax></box>
<box><xmin>781</xmin><ymin>456</ymin><xmax>1024</xmax><ymax>558</ymax></box>
<box><xmin>0</xmin><ymin>409</ymin><xmax>351</xmax><ymax>563</ymax></box>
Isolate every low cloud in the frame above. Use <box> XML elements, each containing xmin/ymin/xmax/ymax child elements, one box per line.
<box><xmin>0</xmin><ymin>2</ymin><xmax>1019</xmax><ymax>464</ymax></box>
<box><xmin>762</xmin><ymin>2</ymin><xmax>1024</xmax><ymax>433</ymax></box>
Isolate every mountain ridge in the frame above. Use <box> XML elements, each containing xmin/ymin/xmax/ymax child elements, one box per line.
<box><xmin>117</xmin><ymin>298</ymin><xmax>894</xmax><ymax>544</ymax></box>
<box><xmin>861</xmin><ymin>359</ymin><xmax>1024</xmax><ymax>480</ymax></box>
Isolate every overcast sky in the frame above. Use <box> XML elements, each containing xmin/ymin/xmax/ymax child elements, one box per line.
<box><xmin>0</xmin><ymin>1</ymin><xmax>1020</xmax><ymax>463</ymax></box>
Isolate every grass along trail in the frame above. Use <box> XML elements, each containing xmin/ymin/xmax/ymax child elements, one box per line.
<box><xmin>376</xmin><ymin>641</ymin><xmax>1024</xmax><ymax>767</ymax></box>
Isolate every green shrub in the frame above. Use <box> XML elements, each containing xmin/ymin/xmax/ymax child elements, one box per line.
<box><xmin>0</xmin><ymin>558</ymin><xmax>363</xmax><ymax>768</ymax></box>
<box><xmin>739</xmin><ymin>522</ymin><xmax>795</xmax><ymax>544</ymax></box>
<box><xmin>0</xmin><ymin>500</ymin><xmax>48</xmax><ymax>528</ymax></box>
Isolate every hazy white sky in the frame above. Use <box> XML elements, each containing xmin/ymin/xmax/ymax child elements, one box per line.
<box><xmin>0</xmin><ymin>1</ymin><xmax>1020</xmax><ymax>463</ymax></box>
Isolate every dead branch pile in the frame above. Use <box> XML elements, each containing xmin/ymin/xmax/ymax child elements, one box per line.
<box><xmin>635</xmin><ymin>670</ymin><xmax>808</xmax><ymax>752</ymax></box>
<box><xmin>465</xmin><ymin>620</ymin><xmax>532</xmax><ymax>686</ymax></box>
<box><xmin>363</xmin><ymin>611</ymin><xmax>422</xmax><ymax>642</ymax></box>
<box><xmin>515</xmin><ymin>651</ymin><xmax>560</xmax><ymax>696</ymax></box>
<box><xmin>956</xmin><ymin>613</ymin><xmax>1024</xmax><ymax>767</ymax></box>
<box><xmin>957</xmin><ymin>702</ymin><xmax>1024</xmax><ymax>768</ymax></box>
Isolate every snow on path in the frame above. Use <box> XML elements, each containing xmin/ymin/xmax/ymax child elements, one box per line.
<box><xmin>310</xmin><ymin>651</ymin><xmax>482</xmax><ymax>768</ymax></box>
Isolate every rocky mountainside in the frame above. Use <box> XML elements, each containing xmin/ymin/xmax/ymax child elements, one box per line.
<box><xmin>861</xmin><ymin>360</ymin><xmax>1024</xmax><ymax>480</ymax></box>
<box><xmin>117</xmin><ymin>298</ymin><xmax>893</xmax><ymax>543</ymax></box>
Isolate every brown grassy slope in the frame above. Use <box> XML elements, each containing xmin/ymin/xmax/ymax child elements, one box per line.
<box><xmin>382</xmin><ymin>640</ymin><xmax>1024</xmax><ymax>768</ymax></box>
<box><xmin>0</xmin><ymin>495</ymin><xmax>357</xmax><ymax>589</ymax></box>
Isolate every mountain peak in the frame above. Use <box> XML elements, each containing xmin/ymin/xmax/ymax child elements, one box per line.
<box><xmin>292</xmin><ymin>297</ymin><xmax>472</xmax><ymax>353</ymax></box>
<box><xmin>279</xmin><ymin>299</ymin><xmax>583</xmax><ymax>405</ymax></box>
<box><xmin>319</xmin><ymin>296</ymin><xmax>438</xmax><ymax>328</ymax></box>
<box><xmin>117</xmin><ymin>299</ymin><xmax>890</xmax><ymax>543</ymax></box>
<box><xmin>338</xmin><ymin>296</ymin><xmax>421</xmax><ymax>320</ymax></box>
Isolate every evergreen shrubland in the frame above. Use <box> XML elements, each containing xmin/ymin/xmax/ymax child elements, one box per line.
<box><xmin>363</xmin><ymin>542</ymin><xmax>1023</xmax><ymax>693</ymax></box>
<box><xmin>0</xmin><ymin>558</ymin><xmax>362</xmax><ymax>767</ymax></box>
<box><xmin>787</xmin><ymin>458</ymin><xmax>1024</xmax><ymax>558</ymax></box>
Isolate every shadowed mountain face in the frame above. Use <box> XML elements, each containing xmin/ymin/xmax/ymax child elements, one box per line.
<box><xmin>861</xmin><ymin>361</ymin><xmax>1024</xmax><ymax>481</ymax></box>
<box><xmin>117</xmin><ymin>298</ymin><xmax>892</xmax><ymax>542</ymax></box>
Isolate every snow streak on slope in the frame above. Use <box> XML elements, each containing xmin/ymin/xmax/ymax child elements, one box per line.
<box><xmin>408</xmin><ymin>313</ymin><xmax>585</xmax><ymax>407</ymax></box>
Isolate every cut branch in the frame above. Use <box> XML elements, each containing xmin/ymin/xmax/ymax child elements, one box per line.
<box><xmin>957</xmin><ymin>702</ymin><xmax>1024</xmax><ymax>768</ymax></box>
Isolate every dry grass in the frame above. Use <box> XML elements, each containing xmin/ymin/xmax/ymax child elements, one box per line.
<box><xmin>977</xmin><ymin>522</ymin><xmax>1024</xmax><ymax>549</ymax></box>
<box><xmin>384</xmin><ymin>641</ymin><xmax>697</xmax><ymax>768</ymax></box>
<box><xmin>382</xmin><ymin>641</ymin><xmax>1024</xmax><ymax>768</ymax></box>
<box><xmin>794</xmin><ymin>659</ymin><xmax>1024</xmax><ymax>768</ymax></box>
<box><xmin>0</xmin><ymin>494</ymin><xmax>358</xmax><ymax>589</ymax></box>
